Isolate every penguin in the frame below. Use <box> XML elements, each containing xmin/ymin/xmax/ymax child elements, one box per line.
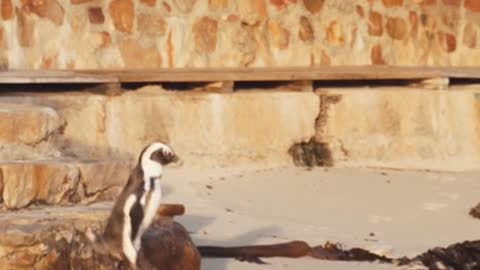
<box><xmin>102</xmin><ymin>142</ymin><xmax>178</xmax><ymax>268</ymax></box>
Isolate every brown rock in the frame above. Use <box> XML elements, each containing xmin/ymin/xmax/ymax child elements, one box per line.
<box><xmin>303</xmin><ymin>0</ymin><xmax>324</xmax><ymax>14</ymax></box>
<box><xmin>409</xmin><ymin>11</ymin><xmax>418</xmax><ymax>38</ymax></box>
<box><xmin>421</xmin><ymin>0</ymin><xmax>436</xmax><ymax>4</ymax></box>
<box><xmin>0</xmin><ymin>27</ymin><xmax>3</xmax><ymax>48</ymax></box>
<box><xmin>463</xmin><ymin>23</ymin><xmax>477</xmax><ymax>49</ymax></box>
<box><xmin>382</xmin><ymin>0</ymin><xmax>403</xmax><ymax>7</ymax></box>
<box><xmin>325</xmin><ymin>20</ymin><xmax>345</xmax><ymax>46</ymax></box>
<box><xmin>442</xmin><ymin>0</ymin><xmax>460</xmax><ymax>6</ymax></box>
<box><xmin>70</xmin><ymin>0</ymin><xmax>94</xmax><ymax>3</ymax></box>
<box><xmin>235</xmin><ymin>0</ymin><xmax>267</xmax><ymax>25</ymax></box>
<box><xmin>0</xmin><ymin>206</ymin><xmax>198</xmax><ymax>270</ymax></box>
<box><xmin>88</xmin><ymin>7</ymin><xmax>104</xmax><ymax>24</ymax></box>
<box><xmin>119</xmin><ymin>40</ymin><xmax>163</xmax><ymax>68</ymax></box>
<box><xmin>109</xmin><ymin>0</ymin><xmax>134</xmax><ymax>33</ymax></box>
<box><xmin>386</xmin><ymin>16</ymin><xmax>407</xmax><ymax>40</ymax></box>
<box><xmin>368</xmin><ymin>11</ymin><xmax>383</xmax><ymax>36</ymax></box>
<box><xmin>465</xmin><ymin>0</ymin><xmax>480</xmax><ymax>12</ymax></box>
<box><xmin>22</xmin><ymin>0</ymin><xmax>65</xmax><ymax>26</ymax></box>
<box><xmin>163</xmin><ymin>1</ymin><xmax>172</xmax><ymax>12</ymax></box>
<box><xmin>16</xmin><ymin>8</ymin><xmax>34</xmax><ymax>48</ymax></box>
<box><xmin>320</xmin><ymin>50</ymin><xmax>330</xmax><ymax>65</ymax></box>
<box><xmin>141</xmin><ymin>0</ymin><xmax>156</xmax><ymax>6</ymax></box>
<box><xmin>268</xmin><ymin>20</ymin><xmax>290</xmax><ymax>49</ymax></box>
<box><xmin>40</xmin><ymin>53</ymin><xmax>58</xmax><ymax>69</ymax></box>
<box><xmin>371</xmin><ymin>44</ymin><xmax>386</xmax><ymax>64</ymax></box>
<box><xmin>438</xmin><ymin>31</ymin><xmax>456</xmax><ymax>52</ymax></box>
<box><xmin>99</xmin><ymin>31</ymin><xmax>112</xmax><ymax>48</ymax></box>
<box><xmin>167</xmin><ymin>31</ymin><xmax>174</xmax><ymax>67</ymax></box>
<box><xmin>172</xmin><ymin>0</ymin><xmax>197</xmax><ymax>13</ymax></box>
<box><xmin>299</xmin><ymin>16</ymin><xmax>314</xmax><ymax>42</ymax></box>
<box><xmin>209</xmin><ymin>0</ymin><xmax>229</xmax><ymax>9</ymax></box>
<box><xmin>470</xmin><ymin>203</ymin><xmax>480</xmax><ymax>219</ymax></box>
<box><xmin>1</xmin><ymin>0</ymin><xmax>13</xmax><ymax>20</ymax></box>
<box><xmin>193</xmin><ymin>16</ymin><xmax>218</xmax><ymax>53</ymax></box>
<box><xmin>137</xmin><ymin>12</ymin><xmax>166</xmax><ymax>36</ymax></box>
<box><xmin>355</xmin><ymin>5</ymin><xmax>364</xmax><ymax>17</ymax></box>
<box><xmin>270</xmin><ymin>0</ymin><xmax>297</xmax><ymax>10</ymax></box>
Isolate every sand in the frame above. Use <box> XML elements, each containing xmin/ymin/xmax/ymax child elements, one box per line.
<box><xmin>161</xmin><ymin>167</ymin><xmax>480</xmax><ymax>270</ymax></box>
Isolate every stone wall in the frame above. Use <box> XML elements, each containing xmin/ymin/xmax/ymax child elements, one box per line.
<box><xmin>1</xmin><ymin>0</ymin><xmax>480</xmax><ymax>69</ymax></box>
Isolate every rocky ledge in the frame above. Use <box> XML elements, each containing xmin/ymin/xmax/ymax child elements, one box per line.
<box><xmin>0</xmin><ymin>203</ymin><xmax>199</xmax><ymax>270</ymax></box>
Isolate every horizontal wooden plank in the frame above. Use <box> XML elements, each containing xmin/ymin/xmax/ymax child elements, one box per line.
<box><xmin>1</xmin><ymin>66</ymin><xmax>480</xmax><ymax>84</ymax></box>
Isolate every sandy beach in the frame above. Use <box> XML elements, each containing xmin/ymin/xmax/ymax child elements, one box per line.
<box><xmin>160</xmin><ymin>167</ymin><xmax>480</xmax><ymax>270</ymax></box>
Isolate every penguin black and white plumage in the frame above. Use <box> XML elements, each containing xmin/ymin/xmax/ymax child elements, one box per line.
<box><xmin>102</xmin><ymin>142</ymin><xmax>178</xmax><ymax>267</ymax></box>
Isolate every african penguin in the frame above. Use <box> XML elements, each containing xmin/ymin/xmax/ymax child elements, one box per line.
<box><xmin>102</xmin><ymin>142</ymin><xmax>178</xmax><ymax>267</ymax></box>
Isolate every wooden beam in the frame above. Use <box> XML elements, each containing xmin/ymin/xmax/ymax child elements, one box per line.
<box><xmin>1</xmin><ymin>66</ymin><xmax>480</xmax><ymax>84</ymax></box>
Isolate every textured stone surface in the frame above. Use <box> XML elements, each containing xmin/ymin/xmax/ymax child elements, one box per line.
<box><xmin>0</xmin><ymin>0</ymin><xmax>478</xmax><ymax>68</ymax></box>
<box><xmin>0</xmin><ymin>103</ymin><xmax>63</xmax><ymax>146</ymax></box>
<box><xmin>109</xmin><ymin>0</ymin><xmax>134</xmax><ymax>33</ymax></box>
<box><xmin>0</xmin><ymin>204</ymin><xmax>197</xmax><ymax>270</ymax></box>
<box><xmin>23</xmin><ymin>0</ymin><xmax>64</xmax><ymax>26</ymax></box>
<box><xmin>1</xmin><ymin>0</ymin><xmax>13</xmax><ymax>20</ymax></box>
<box><xmin>0</xmin><ymin>159</ymin><xmax>132</xmax><ymax>209</ymax></box>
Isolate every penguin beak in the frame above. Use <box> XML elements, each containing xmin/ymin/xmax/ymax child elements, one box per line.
<box><xmin>171</xmin><ymin>153</ymin><xmax>179</xmax><ymax>163</ymax></box>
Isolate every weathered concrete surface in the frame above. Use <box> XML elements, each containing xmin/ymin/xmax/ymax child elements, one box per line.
<box><xmin>312</xmin><ymin>86</ymin><xmax>480</xmax><ymax>171</ymax></box>
<box><xmin>0</xmin><ymin>159</ymin><xmax>132</xmax><ymax>209</ymax></box>
<box><xmin>0</xmin><ymin>87</ymin><xmax>319</xmax><ymax>167</ymax></box>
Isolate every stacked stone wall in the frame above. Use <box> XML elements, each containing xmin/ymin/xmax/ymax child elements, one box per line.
<box><xmin>0</xmin><ymin>0</ymin><xmax>480</xmax><ymax>69</ymax></box>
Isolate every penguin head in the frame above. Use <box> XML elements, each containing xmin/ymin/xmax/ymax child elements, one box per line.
<box><xmin>140</xmin><ymin>142</ymin><xmax>179</xmax><ymax>166</ymax></box>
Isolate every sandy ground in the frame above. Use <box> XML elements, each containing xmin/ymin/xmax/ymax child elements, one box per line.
<box><xmin>161</xmin><ymin>167</ymin><xmax>480</xmax><ymax>270</ymax></box>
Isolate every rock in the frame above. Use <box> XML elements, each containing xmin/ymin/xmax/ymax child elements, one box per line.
<box><xmin>386</xmin><ymin>16</ymin><xmax>407</xmax><ymax>40</ymax></box>
<box><xmin>119</xmin><ymin>39</ymin><xmax>163</xmax><ymax>68</ymax></box>
<box><xmin>193</xmin><ymin>16</ymin><xmax>218</xmax><ymax>53</ymax></box>
<box><xmin>382</xmin><ymin>0</ymin><xmax>403</xmax><ymax>7</ymax></box>
<box><xmin>16</xmin><ymin>8</ymin><xmax>35</xmax><ymax>48</ymax></box>
<box><xmin>368</xmin><ymin>11</ymin><xmax>383</xmax><ymax>36</ymax></box>
<box><xmin>268</xmin><ymin>20</ymin><xmax>290</xmax><ymax>49</ymax></box>
<box><xmin>141</xmin><ymin>0</ymin><xmax>156</xmax><ymax>6</ymax></box>
<box><xmin>137</xmin><ymin>12</ymin><xmax>167</xmax><ymax>36</ymax></box>
<box><xmin>235</xmin><ymin>0</ymin><xmax>267</xmax><ymax>25</ymax></box>
<box><xmin>0</xmin><ymin>204</ymin><xmax>199</xmax><ymax>270</ymax></box>
<box><xmin>465</xmin><ymin>0</ymin><xmax>480</xmax><ymax>12</ymax></box>
<box><xmin>70</xmin><ymin>0</ymin><xmax>94</xmax><ymax>3</ymax></box>
<box><xmin>22</xmin><ymin>0</ymin><xmax>64</xmax><ymax>26</ymax></box>
<box><xmin>0</xmin><ymin>103</ymin><xmax>64</xmax><ymax>146</ymax></box>
<box><xmin>88</xmin><ymin>7</ymin><xmax>105</xmax><ymax>24</ymax></box>
<box><xmin>463</xmin><ymin>23</ymin><xmax>477</xmax><ymax>49</ymax></box>
<box><xmin>0</xmin><ymin>159</ymin><xmax>132</xmax><ymax>209</ymax></box>
<box><xmin>325</xmin><ymin>20</ymin><xmax>345</xmax><ymax>46</ymax></box>
<box><xmin>470</xmin><ymin>203</ymin><xmax>480</xmax><ymax>219</ymax></box>
<box><xmin>443</xmin><ymin>0</ymin><xmax>461</xmax><ymax>6</ymax></box>
<box><xmin>438</xmin><ymin>31</ymin><xmax>457</xmax><ymax>53</ymax></box>
<box><xmin>409</xmin><ymin>11</ymin><xmax>419</xmax><ymax>38</ymax></box>
<box><xmin>302</xmin><ymin>0</ymin><xmax>324</xmax><ymax>14</ymax></box>
<box><xmin>299</xmin><ymin>16</ymin><xmax>314</xmax><ymax>42</ymax></box>
<box><xmin>371</xmin><ymin>44</ymin><xmax>386</xmax><ymax>65</ymax></box>
<box><xmin>1</xmin><ymin>0</ymin><xmax>13</xmax><ymax>20</ymax></box>
<box><xmin>208</xmin><ymin>0</ymin><xmax>228</xmax><ymax>9</ymax></box>
<box><xmin>109</xmin><ymin>0</ymin><xmax>134</xmax><ymax>33</ymax></box>
<box><xmin>172</xmin><ymin>0</ymin><xmax>197</xmax><ymax>13</ymax></box>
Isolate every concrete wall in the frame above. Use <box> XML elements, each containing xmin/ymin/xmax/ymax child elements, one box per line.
<box><xmin>1</xmin><ymin>0</ymin><xmax>480</xmax><ymax>69</ymax></box>
<box><xmin>314</xmin><ymin>86</ymin><xmax>480</xmax><ymax>171</ymax></box>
